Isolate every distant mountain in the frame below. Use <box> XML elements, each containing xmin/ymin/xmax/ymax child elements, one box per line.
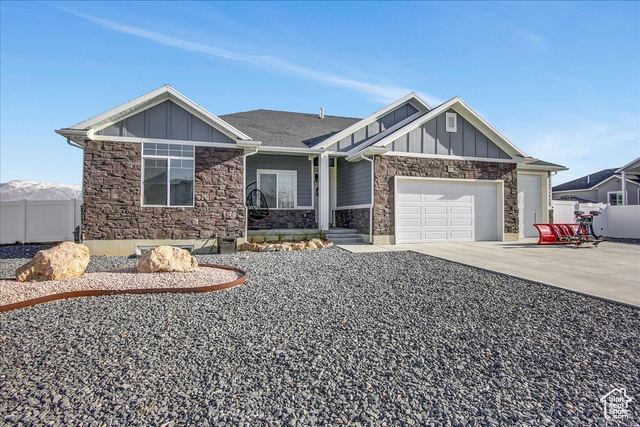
<box><xmin>0</xmin><ymin>180</ymin><xmax>82</xmax><ymax>201</ymax></box>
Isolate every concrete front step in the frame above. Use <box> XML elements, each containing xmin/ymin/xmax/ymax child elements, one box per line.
<box><xmin>327</xmin><ymin>229</ymin><xmax>364</xmax><ymax>244</ymax></box>
<box><xmin>331</xmin><ymin>237</ymin><xmax>366</xmax><ymax>244</ymax></box>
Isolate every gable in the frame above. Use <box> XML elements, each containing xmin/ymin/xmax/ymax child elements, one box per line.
<box><xmin>388</xmin><ymin>109</ymin><xmax>510</xmax><ymax>159</ymax></box>
<box><xmin>325</xmin><ymin>102</ymin><xmax>420</xmax><ymax>152</ymax></box>
<box><xmin>96</xmin><ymin>100</ymin><xmax>235</xmax><ymax>143</ymax></box>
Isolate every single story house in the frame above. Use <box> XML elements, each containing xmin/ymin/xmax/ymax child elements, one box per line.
<box><xmin>56</xmin><ymin>85</ymin><xmax>566</xmax><ymax>255</ymax></box>
<box><xmin>553</xmin><ymin>160</ymin><xmax>640</xmax><ymax>206</ymax></box>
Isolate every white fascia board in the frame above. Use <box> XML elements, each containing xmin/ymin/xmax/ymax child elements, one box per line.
<box><xmin>69</xmin><ymin>85</ymin><xmax>252</xmax><ymax>141</ymax></box>
<box><xmin>615</xmin><ymin>157</ymin><xmax>640</xmax><ymax>173</ymax></box>
<box><xmin>91</xmin><ymin>135</ymin><xmax>240</xmax><ymax>148</ymax></box>
<box><xmin>314</xmin><ymin>92</ymin><xmax>431</xmax><ymax>150</ymax></box>
<box><xmin>517</xmin><ymin>163</ymin><xmax>568</xmax><ymax>171</ymax></box>
<box><xmin>342</xmin><ymin>111</ymin><xmax>427</xmax><ymax>158</ymax></box>
<box><xmin>372</xmin><ymin>97</ymin><xmax>528</xmax><ymax>158</ymax></box>
<box><xmin>256</xmin><ymin>146</ymin><xmax>327</xmax><ymax>155</ymax></box>
<box><xmin>345</xmin><ymin>146</ymin><xmax>388</xmax><ymax>162</ymax></box>
<box><xmin>236</xmin><ymin>140</ymin><xmax>262</xmax><ymax>149</ymax></box>
<box><xmin>552</xmin><ymin>189</ymin><xmax>596</xmax><ymax>193</ymax></box>
<box><xmin>596</xmin><ymin>174</ymin><xmax>640</xmax><ymax>188</ymax></box>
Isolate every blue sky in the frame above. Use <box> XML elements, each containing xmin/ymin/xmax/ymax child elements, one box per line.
<box><xmin>1</xmin><ymin>1</ymin><xmax>638</xmax><ymax>186</ymax></box>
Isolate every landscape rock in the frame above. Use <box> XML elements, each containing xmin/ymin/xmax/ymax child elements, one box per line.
<box><xmin>310</xmin><ymin>238</ymin><xmax>324</xmax><ymax>247</ymax></box>
<box><xmin>291</xmin><ymin>243</ymin><xmax>305</xmax><ymax>251</ymax></box>
<box><xmin>15</xmin><ymin>242</ymin><xmax>90</xmax><ymax>282</ymax></box>
<box><xmin>136</xmin><ymin>246</ymin><xmax>198</xmax><ymax>273</ymax></box>
<box><xmin>306</xmin><ymin>242</ymin><xmax>318</xmax><ymax>250</ymax></box>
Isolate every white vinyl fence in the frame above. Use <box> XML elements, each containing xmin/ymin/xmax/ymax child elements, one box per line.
<box><xmin>0</xmin><ymin>199</ymin><xmax>82</xmax><ymax>244</ymax></box>
<box><xmin>551</xmin><ymin>201</ymin><xmax>640</xmax><ymax>238</ymax></box>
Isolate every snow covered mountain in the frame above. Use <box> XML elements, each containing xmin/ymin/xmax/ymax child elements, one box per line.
<box><xmin>0</xmin><ymin>180</ymin><xmax>82</xmax><ymax>201</ymax></box>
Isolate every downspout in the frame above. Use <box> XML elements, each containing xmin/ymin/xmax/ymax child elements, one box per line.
<box><xmin>243</xmin><ymin>148</ymin><xmax>259</xmax><ymax>242</ymax></box>
<box><xmin>66</xmin><ymin>138</ymin><xmax>85</xmax><ymax>150</ymax></box>
<box><xmin>359</xmin><ymin>153</ymin><xmax>375</xmax><ymax>244</ymax></box>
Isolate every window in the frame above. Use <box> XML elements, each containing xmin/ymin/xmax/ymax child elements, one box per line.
<box><xmin>142</xmin><ymin>143</ymin><xmax>194</xmax><ymax>206</ymax></box>
<box><xmin>257</xmin><ymin>170</ymin><xmax>296</xmax><ymax>209</ymax></box>
<box><xmin>608</xmin><ymin>191</ymin><xmax>623</xmax><ymax>206</ymax></box>
<box><xmin>446</xmin><ymin>112</ymin><xmax>457</xmax><ymax>132</ymax></box>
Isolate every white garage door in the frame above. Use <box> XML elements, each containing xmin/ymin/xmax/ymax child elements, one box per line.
<box><xmin>396</xmin><ymin>179</ymin><xmax>500</xmax><ymax>243</ymax></box>
<box><xmin>518</xmin><ymin>174</ymin><xmax>543</xmax><ymax>238</ymax></box>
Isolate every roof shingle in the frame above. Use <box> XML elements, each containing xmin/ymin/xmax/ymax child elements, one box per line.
<box><xmin>219</xmin><ymin>109</ymin><xmax>361</xmax><ymax>148</ymax></box>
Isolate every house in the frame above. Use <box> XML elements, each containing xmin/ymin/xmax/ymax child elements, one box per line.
<box><xmin>55</xmin><ymin>85</ymin><xmax>566</xmax><ymax>255</ymax></box>
<box><xmin>553</xmin><ymin>160</ymin><xmax>640</xmax><ymax>206</ymax></box>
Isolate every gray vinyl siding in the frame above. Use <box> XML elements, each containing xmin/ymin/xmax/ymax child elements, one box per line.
<box><xmin>390</xmin><ymin>110</ymin><xmax>511</xmax><ymax>159</ymax></box>
<box><xmin>97</xmin><ymin>100</ymin><xmax>235</xmax><ymax>143</ymax></box>
<box><xmin>326</xmin><ymin>102</ymin><xmax>419</xmax><ymax>152</ymax></box>
<box><xmin>336</xmin><ymin>157</ymin><xmax>372</xmax><ymax>207</ymax></box>
<box><xmin>246</xmin><ymin>154</ymin><xmax>313</xmax><ymax>207</ymax></box>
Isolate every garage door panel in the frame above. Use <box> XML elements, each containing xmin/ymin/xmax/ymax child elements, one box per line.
<box><xmin>450</xmin><ymin>206</ymin><xmax>473</xmax><ymax>215</ymax></box>
<box><xmin>425</xmin><ymin>218</ymin><xmax>447</xmax><ymax>227</ymax></box>
<box><xmin>450</xmin><ymin>230</ymin><xmax>473</xmax><ymax>240</ymax></box>
<box><xmin>450</xmin><ymin>218</ymin><xmax>472</xmax><ymax>227</ymax></box>
<box><xmin>400</xmin><ymin>206</ymin><xmax>421</xmax><ymax>215</ymax></box>
<box><xmin>396</xmin><ymin>179</ymin><xmax>500</xmax><ymax>243</ymax></box>
<box><xmin>424</xmin><ymin>231</ymin><xmax>448</xmax><ymax>240</ymax></box>
<box><xmin>424</xmin><ymin>206</ymin><xmax>447</xmax><ymax>214</ymax></box>
<box><xmin>397</xmin><ymin>193</ymin><xmax>421</xmax><ymax>203</ymax></box>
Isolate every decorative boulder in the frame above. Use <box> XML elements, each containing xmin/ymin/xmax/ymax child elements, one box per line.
<box><xmin>16</xmin><ymin>242</ymin><xmax>91</xmax><ymax>282</ymax></box>
<box><xmin>291</xmin><ymin>243</ymin><xmax>305</xmax><ymax>251</ymax></box>
<box><xmin>137</xmin><ymin>246</ymin><xmax>198</xmax><ymax>273</ymax></box>
<box><xmin>310</xmin><ymin>238</ymin><xmax>324</xmax><ymax>247</ymax></box>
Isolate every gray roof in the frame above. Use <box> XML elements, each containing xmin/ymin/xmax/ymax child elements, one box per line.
<box><xmin>219</xmin><ymin>109</ymin><xmax>361</xmax><ymax>148</ymax></box>
<box><xmin>553</xmin><ymin>168</ymin><xmax>626</xmax><ymax>192</ymax></box>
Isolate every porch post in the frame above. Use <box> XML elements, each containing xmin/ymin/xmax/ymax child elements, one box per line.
<box><xmin>621</xmin><ymin>171</ymin><xmax>627</xmax><ymax>205</ymax></box>
<box><xmin>318</xmin><ymin>153</ymin><xmax>330</xmax><ymax>231</ymax></box>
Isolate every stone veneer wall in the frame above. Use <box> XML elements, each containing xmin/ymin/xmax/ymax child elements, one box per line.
<box><xmin>248</xmin><ymin>210</ymin><xmax>315</xmax><ymax>229</ymax></box>
<box><xmin>548</xmin><ymin>209</ymin><xmax>554</xmax><ymax>224</ymax></box>
<box><xmin>373</xmin><ymin>156</ymin><xmax>518</xmax><ymax>237</ymax></box>
<box><xmin>82</xmin><ymin>141</ymin><xmax>245</xmax><ymax>240</ymax></box>
<box><xmin>335</xmin><ymin>209</ymin><xmax>370</xmax><ymax>235</ymax></box>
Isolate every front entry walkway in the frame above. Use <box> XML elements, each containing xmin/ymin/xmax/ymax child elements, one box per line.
<box><xmin>339</xmin><ymin>239</ymin><xmax>640</xmax><ymax>307</ymax></box>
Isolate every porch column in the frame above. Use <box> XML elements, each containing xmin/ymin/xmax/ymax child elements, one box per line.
<box><xmin>318</xmin><ymin>153</ymin><xmax>330</xmax><ymax>231</ymax></box>
<box><xmin>621</xmin><ymin>171</ymin><xmax>627</xmax><ymax>205</ymax></box>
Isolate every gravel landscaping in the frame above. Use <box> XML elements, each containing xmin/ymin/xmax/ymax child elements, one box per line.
<box><xmin>1</xmin><ymin>245</ymin><xmax>638</xmax><ymax>426</ymax></box>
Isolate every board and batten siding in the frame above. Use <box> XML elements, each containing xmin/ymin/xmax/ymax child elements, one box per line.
<box><xmin>391</xmin><ymin>110</ymin><xmax>511</xmax><ymax>159</ymax></box>
<box><xmin>246</xmin><ymin>154</ymin><xmax>313</xmax><ymax>207</ymax></box>
<box><xmin>326</xmin><ymin>103</ymin><xmax>420</xmax><ymax>152</ymax></box>
<box><xmin>97</xmin><ymin>100</ymin><xmax>235</xmax><ymax>143</ymax></box>
<box><xmin>336</xmin><ymin>157</ymin><xmax>372</xmax><ymax>207</ymax></box>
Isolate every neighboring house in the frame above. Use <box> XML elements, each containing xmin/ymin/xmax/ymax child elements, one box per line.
<box><xmin>56</xmin><ymin>85</ymin><xmax>565</xmax><ymax>255</ymax></box>
<box><xmin>553</xmin><ymin>162</ymin><xmax>640</xmax><ymax>206</ymax></box>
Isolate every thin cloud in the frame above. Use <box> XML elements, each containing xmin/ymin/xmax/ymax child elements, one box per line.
<box><xmin>519</xmin><ymin>28</ymin><xmax>546</xmax><ymax>51</ymax></box>
<box><xmin>60</xmin><ymin>7</ymin><xmax>442</xmax><ymax>106</ymax></box>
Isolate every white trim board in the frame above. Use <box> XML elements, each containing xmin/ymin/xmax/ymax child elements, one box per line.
<box><xmin>314</xmin><ymin>93</ymin><xmax>431</xmax><ymax>150</ymax></box>
<box><xmin>68</xmin><ymin>85</ymin><xmax>251</xmax><ymax>141</ymax></box>
<box><xmin>382</xmin><ymin>151</ymin><xmax>518</xmax><ymax>163</ymax></box>
<box><xmin>371</xmin><ymin>97</ymin><xmax>527</xmax><ymax>159</ymax></box>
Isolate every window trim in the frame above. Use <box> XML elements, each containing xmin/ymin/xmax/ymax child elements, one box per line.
<box><xmin>141</xmin><ymin>142</ymin><xmax>195</xmax><ymax>207</ymax></box>
<box><xmin>256</xmin><ymin>169</ymin><xmax>298</xmax><ymax>210</ymax></box>
<box><xmin>607</xmin><ymin>191</ymin><xmax>623</xmax><ymax>206</ymax></box>
<box><xmin>445</xmin><ymin>112</ymin><xmax>457</xmax><ymax>132</ymax></box>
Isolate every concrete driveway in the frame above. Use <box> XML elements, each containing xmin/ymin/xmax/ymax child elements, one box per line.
<box><xmin>340</xmin><ymin>239</ymin><xmax>640</xmax><ymax>307</ymax></box>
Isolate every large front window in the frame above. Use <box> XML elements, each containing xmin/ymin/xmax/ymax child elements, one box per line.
<box><xmin>257</xmin><ymin>170</ymin><xmax>296</xmax><ymax>209</ymax></box>
<box><xmin>143</xmin><ymin>143</ymin><xmax>194</xmax><ymax>206</ymax></box>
